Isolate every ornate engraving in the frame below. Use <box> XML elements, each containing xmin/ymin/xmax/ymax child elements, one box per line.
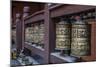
<box><xmin>56</xmin><ymin>21</ymin><xmax>70</xmax><ymax>50</ymax></box>
<box><xmin>71</xmin><ymin>24</ymin><xmax>90</xmax><ymax>56</ymax></box>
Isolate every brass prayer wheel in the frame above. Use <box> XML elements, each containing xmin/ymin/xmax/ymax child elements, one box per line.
<box><xmin>38</xmin><ymin>23</ymin><xmax>44</xmax><ymax>46</ymax></box>
<box><xmin>12</xmin><ymin>29</ymin><xmax>16</xmax><ymax>44</ymax></box>
<box><xmin>71</xmin><ymin>16</ymin><xmax>90</xmax><ymax>56</ymax></box>
<box><xmin>32</xmin><ymin>22</ymin><xmax>44</xmax><ymax>48</ymax></box>
<box><xmin>25</xmin><ymin>27</ymin><xmax>34</xmax><ymax>43</ymax></box>
<box><xmin>25</xmin><ymin>27</ymin><xmax>30</xmax><ymax>42</ymax></box>
<box><xmin>56</xmin><ymin>18</ymin><xmax>71</xmax><ymax>51</ymax></box>
<box><xmin>33</xmin><ymin>24</ymin><xmax>39</xmax><ymax>44</ymax></box>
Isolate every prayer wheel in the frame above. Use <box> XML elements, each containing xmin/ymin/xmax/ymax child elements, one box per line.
<box><xmin>25</xmin><ymin>26</ymin><xmax>34</xmax><ymax>43</ymax></box>
<box><xmin>33</xmin><ymin>24</ymin><xmax>39</xmax><ymax>44</ymax></box>
<box><xmin>38</xmin><ymin>23</ymin><xmax>44</xmax><ymax>47</ymax></box>
<box><xmin>56</xmin><ymin>18</ymin><xmax>71</xmax><ymax>55</ymax></box>
<box><xmin>71</xmin><ymin>16</ymin><xmax>90</xmax><ymax>56</ymax></box>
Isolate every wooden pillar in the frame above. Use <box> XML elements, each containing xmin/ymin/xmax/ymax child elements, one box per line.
<box><xmin>43</xmin><ymin>4</ymin><xmax>50</xmax><ymax>63</ymax></box>
<box><xmin>44</xmin><ymin>4</ymin><xmax>55</xmax><ymax>63</ymax></box>
<box><xmin>90</xmin><ymin>21</ymin><xmax>96</xmax><ymax>61</ymax></box>
<box><xmin>22</xmin><ymin>6</ymin><xmax>30</xmax><ymax>50</ymax></box>
<box><xmin>16</xmin><ymin>13</ymin><xmax>22</xmax><ymax>54</ymax></box>
<box><xmin>81</xmin><ymin>20</ymin><xmax>96</xmax><ymax>61</ymax></box>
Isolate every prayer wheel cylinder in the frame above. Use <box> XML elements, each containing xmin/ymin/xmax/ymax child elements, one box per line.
<box><xmin>56</xmin><ymin>18</ymin><xmax>71</xmax><ymax>54</ymax></box>
<box><xmin>38</xmin><ymin>23</ymin><xmax>44</xmax><ymax>47</ymax></box>
<box><xmin>71</xmin><ymin>16</ymin><xmax>90</xmax><ymax>56</ymax></box>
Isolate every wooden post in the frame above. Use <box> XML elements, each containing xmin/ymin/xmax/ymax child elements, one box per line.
<box><xmin>43</xmin><ymin>4</ymin><xmax>50</xmax><ymax>63</ymax></box>
<box><xmin>16</xmin><ymin>13</ymin><xmax>22</xmax><ymax>55</ymax></box>
<box><xmin>22</xmin><ymin>6</ymin><xmax>30</xmax><ymax>50</ymax></box>
<box><xmin>81</xmin><ymin>20</ymin><xmax>96</xmax><ymax>61</ymax></box>
<box><xmin>44</xmin><ymin>4</ymin><xmax>55</xmax><ymax>63</ymax></box>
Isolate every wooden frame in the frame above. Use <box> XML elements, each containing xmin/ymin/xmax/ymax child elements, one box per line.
<box><xmin>12</xmin><ymin>1</ymin><xmax>96</xmax><ymax>64</ymax></box>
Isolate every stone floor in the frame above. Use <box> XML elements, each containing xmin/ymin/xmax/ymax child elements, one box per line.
<box><xmin>11</xmin><ymin>55</ymin><xmax>40</xmax><ymax>66</ymax></box>
<box><xmin>11</xmin><ymin>44</ymin><xmax>40</xmax><ymax>66</ymax></box>
<box><xmin>11</xmin><ymin>59</ymin><xmax>21</xmax><ymax>66</ymax></box>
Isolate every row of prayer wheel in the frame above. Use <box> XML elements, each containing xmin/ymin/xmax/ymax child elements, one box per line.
<box><xmin>25</xmin><ymin>22</ymin><xmax>44</xmax><ymax>48</ymax></box>
<box><xmin>56</xmin><ymin>16</ymin><xmax>90</xmax><ymax>56</ymax></box>
<box><xmin>25</xmin><ymin>16</ymin><xmax>91</xmax><ymax>56</ymax></box>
